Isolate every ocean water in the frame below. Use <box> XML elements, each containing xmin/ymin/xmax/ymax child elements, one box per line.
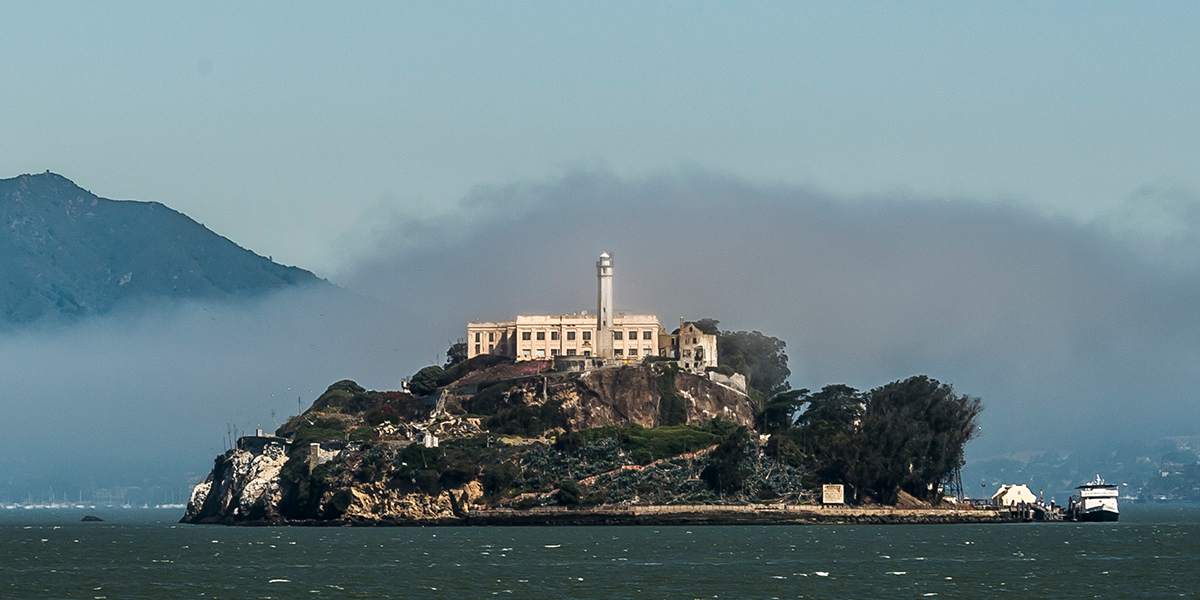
<box><xmin>2</xmin><ymin>505</ymin><xmax>1198</xmax><ymax>599</ymax></box>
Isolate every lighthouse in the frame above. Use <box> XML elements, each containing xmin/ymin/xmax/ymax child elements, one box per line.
<box><xmin>596</xmin><ymin>251</ymin><xmax>614</xmax><ymax>359</ymax></box>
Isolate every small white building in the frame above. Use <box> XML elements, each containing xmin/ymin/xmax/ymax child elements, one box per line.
<box><xmin>991</xmin><ymin>483</ymin><xmax>1037</xmax><ymax>507</ymax></box>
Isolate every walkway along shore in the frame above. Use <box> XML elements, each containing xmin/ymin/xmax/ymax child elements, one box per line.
<box><xmin>236</xmin><ymin>504</ymin><xmax>1021</xmax><ymax>527</ymax></box>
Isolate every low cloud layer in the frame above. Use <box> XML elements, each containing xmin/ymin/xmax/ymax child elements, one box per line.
<box><xmin>4</xmin><ymin>169</ymin><xmax>1199</xmax><ymax>499</ymax></box>
<box><xmin>342</xmin><ymin>170</ymin><xmax>1200</xmax><ymax>463</ymax></box>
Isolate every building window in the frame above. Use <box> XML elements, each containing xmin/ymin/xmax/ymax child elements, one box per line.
<box><xmin>683</xmin><ymin>349</ymin><xmax>692</xmax><ymax>357</ymax></box>
<box><xmin>536</xmin><ymin>331</ymin><xmax>545</xmax><ymax>341</ymax></box>
<box><xmin>629</xmin><ymin>348</ymin><xmax>638</xmax><ymax>356</ymax></box>
<box><xmin>475</xmin><ymin>344</ymin><xmax>481</xmax><ymax>354</ymax></box>
<box><xmin>643</xmin><ymin>331</ymin><xmax>652</xmax><ymax>340</ymax></box>
<box><xmin>522</xmin><ymin>331</ymin><xmax>532</xmax><ymax>341</ymax></box>
<box><xmin>551</xmin><ymin>349</ymin><xmax>559</xmax><ymax>356</ymax></box>
<box><xmin>629</xmin><ymin>331</ymin><xmax>637</xmax><ymax>340</ymax></box>
<box><xmin>537</xmin><ymin>349</ymin><xmax>546</xmax><ymax>357</ymax></box>
<box><xmin>488</xmin><ymin>344</ymin><xmax>494</xmax><ymax>352</ymax></box>
<box><xmin>551</xmin><ymin>331</ymin><xmax>559</xmax><ymax>341</ymax></box>
<box><xmin>613</xmin><ymin>331</ymin><xmax>623</xmax><ymax>340</ymax></box>
<box><xmin>614</xmin><ymin>349</ymin><xmax>623</xmax><ymax>356</ymax></box>
<box><xmin>567</xmin><ymin>349</ymin><xmax>576</xmax><ymax>356</ymax></box>
<box><xmin>567</xmin><ymin>331</ymin><xmax>576</xmax><ymax>340</ymax></box>
<box><xmin>489</xmin><ymin>332</ymin><xmax>494</xmax><ymax>342</ymax></box>
<box><xmin>522</xmin><ymin>349</ymin><xmax>531</xmax><ymax>357</ymax></box>
<box><xmin>475</xmin><ymin>332</ymin><xmax>481</xmax><ymax>342</ymax></box>
<box><xmin>583</xmin><ymin>331</ymin><xmax>592</xmax><ymax>340</ymax></box>
<box><xmin>583</xmin><ymin>350</ymin><xmax>592</xmax><ymax>357</ymax></box>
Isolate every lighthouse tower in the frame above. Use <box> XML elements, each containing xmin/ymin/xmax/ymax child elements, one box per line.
<box><xmin>596</xmin><ymin>251</ymin><xmax>614</xmax><ymax>359</ymax></box>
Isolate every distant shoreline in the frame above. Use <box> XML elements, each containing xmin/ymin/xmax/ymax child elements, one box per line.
<box><xmin>218</xmin><ymin>505</ymin><xmax>1020</xmax><ymax>527</ymax></box>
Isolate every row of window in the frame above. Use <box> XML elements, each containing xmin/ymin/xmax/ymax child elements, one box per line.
<box><xmin>474</xmin><ymin>331</ymin><xmax>499</xmax><ymax>343</ymax></box>
<box><xmin>512</xmin><ymin>330</ymin><xmax>653</xmax><ymax>341</ymax></box>
<box><xmin>519</xmin><ymin>348</ymin><xmax>658</xmax><ymax>358</ymax></box>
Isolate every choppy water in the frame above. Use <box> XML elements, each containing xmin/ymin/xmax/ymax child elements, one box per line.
<box><xmin>2</xmin><ymin>505</ymin><xmax>1198</xmax><ymax>599</ymax></box>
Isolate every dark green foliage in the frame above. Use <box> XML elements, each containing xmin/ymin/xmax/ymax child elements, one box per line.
<box><xmin>394</xmin><ymin>443</ymin><xmax>441</xmax><ymax>475</ymax></box>
<box><xmin>439</xmin><ymin>354</ymin><xmax>513</xmax><ymax>387</ymax></box>
<box><xmin>765</xmin><ymin>432</ymin><xmax>805</xmax><ymax>468</ymax></box>
<box><xmin>758</xmin><ymin>388</ymin><xmax>810</xmax><ymax>433</ymax></box>
<box><xmin>789</xmin><ymin>377</ymin><xmax>982</xmax><ymax>505</ymax></box>
<box><xmin>415</xmin><ymin>470</ymin><xmax>441</xmax><ymax>495</ymax></box>
<box><xmin>692</xmin><ymin>318</ymin><xmax>721</xmax><ymax>335</ymax></box>
<box><xmin>690</xmin><ymin>318</ymin><xmax>791</xmax><ymax>400</ymax></box>
<box><xmin>325</xmin><ymin>489</ymin><xmax>354</xmax><ymax>518</ymax></box>
<box><xmin>701</xmin><ymin>426</ymin><xmax>752</xmax><ymax>494</ymax></box>
<box><xmin>361</xmin><ymin>391</ymin><xmax>425</xmax><ymax>426</ymax></box>
<box><xmin>485</xmin><ymin>399</ymin><xmax>563</xmax><ymax>437</ymax></box>
<box><xmin>391</xmin><ymin>437</ymin><xmax>520</xmax><ymax>500</ymax></box>
<box><xmin>444</xmin><ymin>341</ymin><xmax>468</xmax><ymax>369</ymax></box>
<box><xmin>481</xmin><ymin>461</ymin><xmax>522</xmax><ymax>500</ymax></box>
<box><xmin>655</xmin><ymin>365</ymin><xmax>687</xmax><ymax>426</ymax></box>
<box><xmin>292</xmin><ymin>418</ymin><xmax>348</xmax><ymax>446</ymax></box>
<box><xmin>557</xmin><ymin>479</ymin><xmax>582</xmax><ymax>505</ymax></box>
<box><xmin>718</xmin><ymin>330</ymin><xmax>791</xmax><ymax>399</ymax></box>
<box><xmin>858</xmin><ymin>376</ymin><xmax>983</xmax><ymax>504</ymax></box>
<box><xmin>469</xmin><ymin>381</ymin><xmax>515</xmax><ymax>415</ymax></box>
<box><xmin>712</xmin><ymin>364</ymin><xmax>737</xmax><ymax>377</ymax></box>
<box><xmin>280</xmin><ymin>452</ymin><xmax>310</xmax><ymax>481</ymax></box>
<box><xmin>702</xmin><ymin>417</ymin><xmax>741</xmax><ymax>440</ymax></box>
<box><xmin>409</xmin><ymin>365</ymin><xmax>446</xmax><ymax>396</ymax></box>
<box><xmin>439</xmin><ymin>457</ymin><xmax>479</xmax><ymax>489</ymax></box>
<box><xmin>349</xmin><ymin>426</ymin><xmax>375</xmax><ymax>441</ymax></box>
<box><xmin>560</xmin><ymin>424</ymin><xmax>721</xmax><ymax>465</ymax></box>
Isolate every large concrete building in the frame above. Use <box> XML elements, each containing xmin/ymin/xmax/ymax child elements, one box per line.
<box><xmin>466</xmin><ymin>252</ymin><xmax>716</xmax><ymax>372</ymax></box>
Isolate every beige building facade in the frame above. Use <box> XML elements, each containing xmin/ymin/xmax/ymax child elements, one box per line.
<box><xmin>658</xmin><ymin>319</ymin><xmax>719</xmax><ymax>372</ymax></box>
<box><xmin>467</xmin><ymin>314</ymin><xmax>661</xmax><ymax>362</ymax></box>
<box><xmin>465</xmin><ymin>252</ymin><xmax>716</xmax><ymax>373</ymax></box>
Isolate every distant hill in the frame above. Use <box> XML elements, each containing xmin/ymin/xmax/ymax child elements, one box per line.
<box><xmin>0</xmin><ymin>172</ymin><xmax>327</xmax><ymax>326</ymax></box>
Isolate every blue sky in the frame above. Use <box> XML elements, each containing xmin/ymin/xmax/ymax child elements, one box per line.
<box><xmin>4</xmin><ymin>2</ymin><xmax>1199</xmax><ymax>274</ymax></box>
<box><xmin>6</xmin><ymin>2</ymin><xmax>1200</xmax><ymax>494</ymax></box>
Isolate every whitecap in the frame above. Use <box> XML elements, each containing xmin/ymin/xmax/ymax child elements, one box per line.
<box><xmin>815</xmin><ymin>572</ymin><xmax>829</xmax><ymax>577</ymax></box>
<box><xmin>544</xmin><ymin>544</ymin><xmax>561</xmax><ymax>548</ymax></box>
<box><xmin>268</xmin><ymin>579</ymin><xmax>290</xmax><ymax>583</ymax></box>
<box><xmin>886</xmin><ymin>571</ymin><xmax>907</xmax><ymax>575</ymax></box>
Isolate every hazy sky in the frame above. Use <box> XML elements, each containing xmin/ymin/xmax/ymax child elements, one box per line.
<box><xmin>4</xmin><ymin>3</ymin><xmax>1200</xmax><ymax>497</ymax></box>
<box><xmin>3</xmin><ymin>2</ymin><xmax>1199</xmax><ymax>275</ymax></box>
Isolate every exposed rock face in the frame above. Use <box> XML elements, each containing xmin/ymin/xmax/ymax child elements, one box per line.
<box><xmin>181</xmin><ymin>367</ymin><xmax>760</xmax><ymax>526</ymax></box>
<box><xmin>339</xmin><ymin>481</ymin><xmax>484</xmax><ymax>521</ymax></box>
<box><xmin>562</xmin><ymin>367</ymin><xmax>662</xmax><ymax>429</ymax></box>
<box><xmin>506</xmin><ymin>366</ymin><xmax>757</xmax><ymax>431</ymax></box>
<box><xmin>184</xmin><ymin>437</ymin><xmax>290</xmax><ymax>524</ymax></box>
<box><xmin>675</xmin><ymin>371</ymin><xmax>757</xmax><ymax>427</ymax></box>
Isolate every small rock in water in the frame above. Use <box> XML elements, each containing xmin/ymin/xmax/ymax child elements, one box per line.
<box><xmin>81</xmin><ymin>515</ymin><xmax>103</xmax><ymax>522</ymax></box>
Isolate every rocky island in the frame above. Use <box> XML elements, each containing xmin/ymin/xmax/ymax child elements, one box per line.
<box><xmin>183</xmin><ymin>355</ymin><xmax>1002</xmax><ymax>526</ymax></box>
<box><xmin>184</xmin><ymin>253</ymin><xmax>996</xmax><ymax>526</ymax></box>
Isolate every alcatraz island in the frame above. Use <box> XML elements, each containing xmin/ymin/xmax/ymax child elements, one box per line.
<box><xmin>183</xmin><ymin>253</ymin><xmax>1004</xmax><ymax>526</ymax></box>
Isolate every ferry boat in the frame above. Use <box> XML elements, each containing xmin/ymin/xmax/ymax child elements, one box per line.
<box><xmin>1067</xmin><ymin>474</ymin><xmax>1119</xmax><ymax>522</ymax></box>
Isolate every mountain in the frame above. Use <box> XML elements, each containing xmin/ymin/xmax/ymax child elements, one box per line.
<box><xmin>0</xmin><ymin>172</ymin><xmax>327</xmax><ymax>326</ymax></box>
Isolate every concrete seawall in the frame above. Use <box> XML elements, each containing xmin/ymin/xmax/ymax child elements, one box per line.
<box><xmin>462</xmin><ymin>504</ymin><xmax>1016</xmax><ymax>526</ymax></box>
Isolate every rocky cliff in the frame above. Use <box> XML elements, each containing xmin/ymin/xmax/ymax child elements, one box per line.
<box><xmin>182</xmin><ymin>362</ymin><xmax>792</xmax><ymax>525</ymax></box>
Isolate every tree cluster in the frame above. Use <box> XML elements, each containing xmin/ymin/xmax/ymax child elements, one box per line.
<box><xmin>765</xmin><ymin>376</ymin><xmax>982</xmax><ymax>505</ymax></box>
<box><xmin>692</xmin><ymin>318</ymin><xmax>791</xmax><ymax>404</ymax></box>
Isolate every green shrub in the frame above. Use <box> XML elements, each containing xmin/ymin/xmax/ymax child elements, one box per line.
<box><xmin>469</xmin><ymin>381</ymin><xmax>515</xmax><ymax>415</ymax></box>
<box><xmin>349</xmin><ymin>426</ymin><xmax>375</xmax><ymax>441</ymax></box>
<box><xmin>409</xmin><ymin>365</ymin><xmax>446</xmax><ymax>396</ymax></box>
<box><xmin>485</xmin><ymin>400</ymin><xmax>563</xmax><ymax>437</ymax></box>
<box><xmin>557</xmin><ymin>479</ymin><xmax>581</xmax><ymax>505</ymax></box>
<box><xmin>325</xmin><ymin>488</ymin><xmax>354</xmax><ymax>518</ymax></box>
<box><xmin>655</xmin><ymin>366</ymin><xmax>687</xmax><ymax>427</ymax></box>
